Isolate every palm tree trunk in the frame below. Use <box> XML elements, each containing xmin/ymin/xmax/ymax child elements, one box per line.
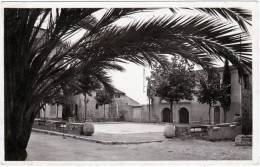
<box><xmin>5</xmin><ymin>100</ymin><xmax>40</xmax><ymax>160</ymax></box>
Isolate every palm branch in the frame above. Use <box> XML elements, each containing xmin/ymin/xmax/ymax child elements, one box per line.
<box><xmin>80</xmin><ymin>14</ymin><xmax>251</xmax><ymax>78</ymax></box>
<box><xmin>181</xmin><ymin>8</ymin><xmax>252</xmax><ymax>33</ymax></box>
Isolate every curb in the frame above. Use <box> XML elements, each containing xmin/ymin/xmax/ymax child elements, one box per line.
<box><xmin>32</xmin><ymin>128</ymin><xmax>164</xmax><ymax>145</ymax></box>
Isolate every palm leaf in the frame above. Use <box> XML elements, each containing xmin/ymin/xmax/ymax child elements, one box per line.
<box><xmin>82</xmin><ymin>14</ymin><xmax>251</xmax><ymax>79</ymax></box>
<box><xmin>194</xmin><ymin>8</ymin><xmax>252</xmax><ymax>33</ymax></box>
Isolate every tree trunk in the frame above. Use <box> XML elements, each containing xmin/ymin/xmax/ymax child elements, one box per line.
<box><xmin>103</xmin><ymin>105</ymin><xmax>105</xmax><ymax>118</ymax></box>
<box><xmin>208</xmin><ymin>104</ymin><xmax>211</xmax><ymax>124</ymax></box>
<box><xmin>43</xmin><ymin>105</ymin><xmax>46</xmax><ymax>121</ymax></box>
<box><xmin>5</xmin><ymin>102</ymin><xmax>40</xmax><ymax>160</ymax></box>
<box><xmin>223</xmin><ymin>109</ymin><xmax>227</xmax><ymax>123</ymax></box>
<box><xmin>148</xmin><ymin>98</ymin><xmax>151</xmax><ymax>122</ymax></box>
<box><xmin>56</xmin><ymin>104</ymin><xmax>58</xmax><ymax>119</ymax></box>
<box><xmin>84</xmin><ymin>94</ymin><xmax>87</xmax><ymax>121</ymax></box>
<box><xmin>170</xmin><ymin>100</ymin><xmax>173</xmax><ymax>123</ymax></box>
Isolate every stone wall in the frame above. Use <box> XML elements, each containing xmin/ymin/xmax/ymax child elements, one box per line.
<box><xmin>207</xmin><ymin>124</ymin><xmax>242</xmax><ymax>141</ymax></box>
<box><xmin>173</xmin><ymin>123</ymin><xmax>241</xmax><ymax>141</ymax></box>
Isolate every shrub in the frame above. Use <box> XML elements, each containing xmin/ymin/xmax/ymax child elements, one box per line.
<box><xmin>163</xmin><ymin>125</ymin><xmax>175</xmax><ymax>138</ymax></box>
<box><xmin>82</xmin><ymin>122</ymin><xmax>94</xmax><ymax>136</ymax></box>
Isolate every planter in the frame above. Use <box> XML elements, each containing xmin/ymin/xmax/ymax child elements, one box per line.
<box><xmin>163</xmin><ymin>125</ymin><xmax>175</xmax><ymax>138</ymax></box>
<box><xmin>82</xmin><ymin>122</ymin><xmax>94</xmax><ymax>136</ymax></box>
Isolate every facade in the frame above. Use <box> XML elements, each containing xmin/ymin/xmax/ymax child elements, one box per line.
<box><xmin>122</xmin><ymin>67</ymin><xmax>252</xmax><ymax>125</ymax></box>
<box><xmin>39</xmin><ymin>66</ymin><xmax>251</xmax><ymax>125</ymax></box>
<box><xmin>39</xmin><ymin>88</ymin><xmax>140</xmax><ymax>121</ymax></box>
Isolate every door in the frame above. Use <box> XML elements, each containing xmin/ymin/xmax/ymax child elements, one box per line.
<box><xmin>179</xmin><ymin>108</ymin><xmax>189</xmax><ymax>124</ymax></box>
<box><xmin>162</xmin><ymin>108</ymin><xmax>172</xmax><ymax>123</ymax></box>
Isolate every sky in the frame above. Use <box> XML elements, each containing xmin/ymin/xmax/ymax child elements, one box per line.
<box><xmin>108</xmin><ymin>63</ymin><xmax>151</xmax><ymax>104</ymax></box>
<box><xmin>66</xmin><ymin>8</ymin><xmax>251</xmax><ymax>105</ymax></box>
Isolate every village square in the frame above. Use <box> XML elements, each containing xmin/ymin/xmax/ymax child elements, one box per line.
<box><xmin>3</xmin><ymin>5</ymin><xmax>255</xmax><ymax>162</ymax></box>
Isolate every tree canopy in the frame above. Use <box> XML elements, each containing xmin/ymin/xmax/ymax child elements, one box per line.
<box><xmin>147</xmin><ymin>56</ymin><xmax>196</xmax><ymax>121</ymax></box>
<box><xmin>219</xmin><ymin>59</ymin><xmax>232</xmax><ymax>122</ymax></box>
<box><xmin>148</xmin><ymin>56</ymin><xmax>196</xmax><ymax>102</ymax></box>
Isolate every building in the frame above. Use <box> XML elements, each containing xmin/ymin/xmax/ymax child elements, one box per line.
<box><xmin>122</xmin><ymin>66</ymin><xmax>252</xmax><ymax>125</ymax></box>
<box><xmin>39</xmin><ymin>88</ymin><xmax>140</xmax><ymax>122</ymax></box>
<box><xmin>39</xmin><ymin>65</ymin><xmax>251</xmax><ymax>125</ymax></box>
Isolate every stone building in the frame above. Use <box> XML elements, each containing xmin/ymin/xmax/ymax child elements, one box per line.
<box><xmin>123</xmin><ymin>66</ymin><xmax>252</xmax><ymax>125</ymax></box>
<box><xmin>39</xmin><ymin>88</ymin><xmax>140</xmax><ymax>121</ymax></box>
<box><xmin>39</xmin><ymin>66</ymin><xmax>251</xmax><ymax>125</ymax></box>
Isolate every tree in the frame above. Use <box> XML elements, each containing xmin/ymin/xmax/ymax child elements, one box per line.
<box><xmin>95</xmin><ymin>89</ymin><xmax>113</xmax><ymax>118</ymax></box>
<box><xmin>219</xmin><ymin>59</ymin><xmax>231</xmax><ymax>123</ymax></box>
<box><xmin>197</xmin><ymin>69</ymin><xmax>222</xmax><ymax>124</ymax></box>
<box><xmin>148</xmin><ymin>56</ymin><xmax>196</xmax><ymax>121</ymax></box>
<box><xmin>4</xmin><ymin>8</ymin><xmax>252</xmax><ymax>160</ymax></box>
<box><xmin>146</xmin><ymin>78</ymin><xmax>153</xmax><ymax>122</ymax></box>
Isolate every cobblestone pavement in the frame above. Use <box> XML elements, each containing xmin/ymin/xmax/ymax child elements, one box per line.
<box><xmin>27</xmin><ymin>132</ymin><xmax>252</xmax><ymax>161</ymax></box>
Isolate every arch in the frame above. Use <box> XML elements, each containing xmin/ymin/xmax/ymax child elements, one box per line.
<box><xmin>162</xmin><ymin>108</ymin><xmax>172</xmax><ymax>123</ymax></box>
<box><xmin>179</xmin><ymin>107</ymin><xmax>189</xmax><ymax>124</ymax></box>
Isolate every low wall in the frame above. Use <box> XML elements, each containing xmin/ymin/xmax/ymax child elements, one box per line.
<box><xmin>33</xmin><ymin>119</ymin><xmax>90</xmax><ymax>136</ymax></box>
<box><xmin>207</xmin><ymin>124</ymin><xmax>241</xmax><ymax>141</ymax></box>
<box><xmin>173</xmin><ymin>123</ymin><xmax>241</xmax><ymax>141</ymax></box>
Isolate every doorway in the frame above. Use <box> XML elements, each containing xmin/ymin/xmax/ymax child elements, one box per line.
<box><xmin>179</xmin><ymin>107</ymin><xmax>189</xmax><ymax>124</ymax></box>
<box><xmin>162</xmin><ymin>108</ymin><xmax>172</xmax><ymax>123</ymax></box>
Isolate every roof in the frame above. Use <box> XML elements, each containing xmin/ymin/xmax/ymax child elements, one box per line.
<box><xmin>114</xmin><ymin>88</ymin><xmax>125</xmax><ymax>95</ymax></box>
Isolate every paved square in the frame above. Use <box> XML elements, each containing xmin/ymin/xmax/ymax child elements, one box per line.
<box><xmin>27</xmin><ymin>132</ymin><xmax>252</xmax><ymax>161</ymax></box>
<box><xmin>93</xmin><ymin>122</ymin><xmax>166</xmax><ymax>134</ymax></box>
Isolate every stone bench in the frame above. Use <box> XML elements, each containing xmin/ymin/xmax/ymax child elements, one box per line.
<box><xmin>235</xmin><ymin>135</ymin><xmax>252</xmax><ymax>146</ymax></box>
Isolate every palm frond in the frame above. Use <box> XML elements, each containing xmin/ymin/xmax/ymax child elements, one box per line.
<box><xmin>194</xmin><ymin>8</ymin><xmax>252</xmax><ymax>33</ymax></box>
<box><xmin>89</xmin><ymin>8</ymin><xmax>154</xmax><ymax>35</ymax></box>
<box><xmin>82</xmin><ymin>14</ymin><xmax>251</xmax><ymax>79</ymax></box>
